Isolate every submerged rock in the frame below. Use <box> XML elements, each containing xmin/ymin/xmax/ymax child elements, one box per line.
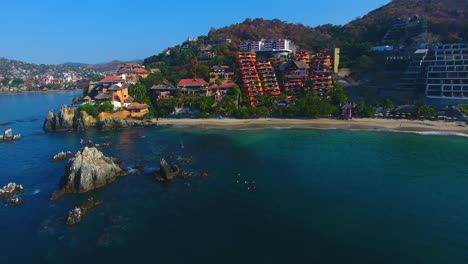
<box><xmin>6</xmin><ymin>196</ymin><xmax>24</xmax><ymax>206</ymax></box>
<box><xmin>51</xmin><ymin>147</ymin><xmax>127</xmax><ymax>200</ymax></box>
<box><xmin>0</xmin><ymin>182</ymin><xmax>24</xmax><ymax>200</ymax></box>
<box><xmin>66</xmin><ymin>197</ymin><xmax>103</xmax><ymax>226</ymax></box>
<box><xmin>157</xmin><ymin>158</ymin><xmax>179</xmax><ymax>181</ymax></box>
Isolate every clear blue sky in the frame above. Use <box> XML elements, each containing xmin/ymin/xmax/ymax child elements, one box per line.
<box><xmin>0</xmin><ymin>0</ymin><xmax>390</xmax><ymax>64</ymax></box>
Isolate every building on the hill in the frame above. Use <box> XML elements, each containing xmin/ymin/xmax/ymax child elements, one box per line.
<box><xmin>235</xmin><ymin>52</ymin><xmax>263</xmax><ymax>107</ymax></box>
<box><xmin>151</xmin><ymin>83</ymin><xmax>177</xmax><ymax>101</ymax></box>
<box><xmin>240</xmin><ymin>38</ymin><xmax>297</xmax><ymax>57</ymax></box>
<box><xmin>177</xmin><ymin>78</ymin><xmax>208</xmax><ymax>96</ymax></box>
<box><xmin>293</xmin><ymin>50</ymin><xmax>311</xmax><ymax>64</ymax></box>
<box><xmin>117</xmin><ymin>64</ymin><xmax>150</xmax><ymax>83</ymax></box>
<box><xmin>425</xmin><ymin>43</ymin><xmax>468</xmax><ymax>100</ymax></box>
<box><xmin>280</xmin><ymin>60</ymin><xmax>309</xmax><ymax>93</ymax></box>
<box><xmin>208</xmin><ymin>81</ymin><xmax>235</xmax><ymax>102</ymax></box>
<box><xmin>311</xmin><ymin>49</ymin><xmax>334</xmax><ymax>98</ymax></box>
<box><xmin>209</xmin><ymin>65</ymin><xmax>234</xmax><ymax>83</ymax></box>
<box><xmin>382</xmin><ymin>15</ymin><xmax>427</xmax><ymax>44</ymax></box>
<box><xmin>256</xmin><ymin>60</ymin><xmax>280</xmax><ymax>96</ymax></box>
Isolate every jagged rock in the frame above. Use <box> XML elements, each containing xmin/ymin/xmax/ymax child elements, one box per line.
<box><xmin>158</xmin><ymin>158</ymin><xmax>179</xmax><ymax>181</ymax></box>
<box><xmin>73</xmin><ymin>110</ymin><xmax>97</xmax><ymax>131</ymax></box>
<box><xmin>4</xmin><ymin>128</ymin><xmax>13</xmax><ymax>141</ymax></box>
<box><xmin>98</xmin><ymin>117</ymin><xmax>130</xmax><ymax>130</ymax></box>
<box><xmin>66</xmin><ymin>198</ymin><xmax>103</xmax><ymax>226</ymax></box>
<box><xmin>51</xmin><ymin>147</ymin><xmax>127</xmax><ymax>200</ymax></box>
<box><xmin>0</xmin><ymin>128</ymin><xmax>21</xmax><ymax>142</ymax></box>
<box><xmin>43</xmin><ymin>105</ymin><xmax>76</xmax><ymax>132</ymax></box>
<box><xmin>0</xmin><ymin>182</ymin><xmax>23</xmax><ymax>200</ymax></box>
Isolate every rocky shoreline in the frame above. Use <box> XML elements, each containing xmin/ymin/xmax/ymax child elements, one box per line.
<box><xmin>43</xmin><ymin>105</ymin><xmax>158</xmax><ymax>132</ymax></box>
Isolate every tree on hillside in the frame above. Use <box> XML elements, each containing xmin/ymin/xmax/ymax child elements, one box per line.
<box><xmin>331</xmin><ymin>82</ymin><xmax>348</xmax><ymax>106</ymax></box>
<box><xmin>129</xmin><ymin>83</ymin><xmax>151</xmax><ymax>105</ymax></box>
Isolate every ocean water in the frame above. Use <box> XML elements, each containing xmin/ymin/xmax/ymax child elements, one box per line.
<box><xmin>1</xmin><ymin>92</ymin><xmax>468</xmax><ymax>263</ymax></box>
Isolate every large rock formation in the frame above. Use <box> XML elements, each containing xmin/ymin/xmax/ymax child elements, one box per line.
<box><xmin>43</xmin><ymin>105</ymin><xmax>97</xmax><ymax>132</ymax></box>
<box><xmin>157</xmin><ymin>158</ymin><xmax>180</xmax><ymax>181</ymax></box>
<box><xmin>43</xmin><ymin>105</ymin><xmax>157</xmax><ymax>132</ymax></box>
<box><xmin>51</xmin><ymin>147</ymin><xmax>127</xmax><ymax>200</ymax></box>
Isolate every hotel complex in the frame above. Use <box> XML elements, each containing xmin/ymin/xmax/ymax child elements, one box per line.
<box><xmin>425</xmin><ymin>43</ymin><xmax>468</xmax><ymax>99</ymax></box>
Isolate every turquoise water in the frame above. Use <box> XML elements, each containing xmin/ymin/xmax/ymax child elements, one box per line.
<box><xmin>1</xmin><ymin>92</ymin><xmax>468</xmax><ymax>263</ymax></box>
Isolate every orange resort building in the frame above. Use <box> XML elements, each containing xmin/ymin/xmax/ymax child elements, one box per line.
<box><xmin>177</xmin><ymin>79</ymin><xmax>208</xmax><ymax>96</ymax></box>
<box><xmin>94</xmin><ymin>76</ymin><xmax>134</xmax><ymax>109</ymax></box>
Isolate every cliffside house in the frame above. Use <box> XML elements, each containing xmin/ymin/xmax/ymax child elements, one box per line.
<box><xmin>127</xmin><ymin>102</ymin><xmax>150</xmax><ymax>117</ymax></box>
<box><xmin>177</xmin><ymin>78</ymin><xmax>208</xmax><ymax>96</ymax></box>
<box><xmin>208</xmin><ymin>82</ymin><xmax>235</xmax><ymax>101</ymax></box>
<box><xmin>94</xmin><ymin>77</ymin><xmax>133</xmax><ymax>108</ymax></box>
<box><xmin>151</xmin><ymin>83</ymin><xmax>177</xmax><ymax>101</ymax></box>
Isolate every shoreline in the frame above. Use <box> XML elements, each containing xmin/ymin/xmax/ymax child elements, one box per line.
<box><xmin>155</xmin><ymin>118</ymin><xmax>468</xmax><ymax>136</ymax></box>
<box><xmin>0</xmin><ymin>90</ymin><xmax>80</xmax><ymax>96</ymax></box>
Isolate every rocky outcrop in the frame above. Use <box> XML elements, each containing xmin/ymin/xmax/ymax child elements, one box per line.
<box><xmin>43</xmin><ymin>105</ymin><xmax>97</xmax><ymax>132</ymax></box>
<box><xmin>66</xmin><ymin>197</ymin><xmax>103</xmax><ymax>226</ymax></box>
<box><xmin>43</xmin><ymin>105</ymin><xmax>76</xmax><ymax>132</ymax></box>
<box><xmin>43</xmin><ymin>105</ymin><xmax>157</xmax><ymax>132</ymax></box>
<box><xmin>98</xmin><ymin>117</ymin><xmax>157</xmax><ymax>131</ymax></box>
<box><xmin>157</xmin><ymin>158</ymin><xmax>179</xmax><ymax>181</ymax></box>
<box><xmin>51</xmin><ymin>147</ymin><xmax>127</xmax><ymax>200</ymax></box>
<box><xmin>74</xmin><ymin>110</ymin><xmax>98</xmax><ymax>131</ymax></box>
<box><xmin>0</xmin><ymin>182</ymin><xmax>23</xmax><ymax>200</ymax></box>
<box><xmin>0</xmin><ymin>128</ymin><xmax>21</xmax><ymax>142</ymax></box>
<box><xmin>51</xmin><ymin>151</ymin><xmax>74</xmax><ymax>162</ymax></box>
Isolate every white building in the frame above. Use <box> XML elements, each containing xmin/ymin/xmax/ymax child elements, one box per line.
<box><xmin>425</xmin><ymin>43</ymin><xmax>468</xmax><ymax>99</ymax></box>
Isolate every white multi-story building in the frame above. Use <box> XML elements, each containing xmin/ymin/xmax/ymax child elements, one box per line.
<box><xmin>240</xmin><ymin>38</ymin><xmax>295</xmax><ymax>53</ymax></box>
<box><xmin>425</xmin><ymin>43</ymin><xmax>468</xmax><ymax>99</ymax></box>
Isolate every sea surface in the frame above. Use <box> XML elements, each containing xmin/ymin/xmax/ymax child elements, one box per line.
<box><xmin>1</xmin><ymin>92</ymin><xmax>468</xmax><ymax>263</ymax></box>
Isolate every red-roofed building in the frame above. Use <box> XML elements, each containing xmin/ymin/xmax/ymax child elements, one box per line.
<box><xmin>177</xmin><ymin>79</ymin><xmax>208</xmax><ymax>96</ymax></box>
<box><xmin>100</xmin><ymin>76</ymin><xmax>124</xmax><ymax>84</ymax></box>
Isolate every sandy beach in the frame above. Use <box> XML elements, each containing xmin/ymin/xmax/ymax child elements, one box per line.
<box><xmin>156</xmin><ymin>118</ymin><xmax>468</xmax><ymax>136</ymax></box>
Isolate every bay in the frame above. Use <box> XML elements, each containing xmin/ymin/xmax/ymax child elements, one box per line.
<box><xmin>1</xmin><ymin>92</ymin><xmax>468</xmax><ymax>263</ymax></box>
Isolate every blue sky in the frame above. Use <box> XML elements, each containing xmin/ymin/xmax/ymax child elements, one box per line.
<box><xmin>0</xmin><ymin>0</ymin><xmax>390</xmax><ymax>64</ymax></box>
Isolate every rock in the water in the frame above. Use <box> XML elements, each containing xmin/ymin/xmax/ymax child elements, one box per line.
<box><xmin>0</xmin><ymin>128</ymin><xmax>21</xmax><ymax>142</ymax></box>
<box><xmin>66</xmin><ymin>207</ymin><xmax>83</xmax><ymax>226</ymax></box>
<box><xmin>51</xmin><ymin>151</ymin><xmax>74</xmax><ymax>162</ymax></box>
<box><xmin>0</xmin><ymin>182</ymin><xmax>24</xmax><ymax>200</ymax></box>
<box><xmin>7</xmin><ymin>196</ymin><xmax>24</xmax><ymax>206</ymax></box>
<box><xmin>51</xmin><ymin>147</ymin><xmax>127</xmax><ymax>200</ymax></box>
<box><xmin>66</xmin><ymin>198</ymin><xmax>103</xmax><ymax>226</ymax></box>
<box><xmin>158</xmin><ymin>158</ymin><xmax>179</xmax><ymax>181</ymax></box>
<box><xmin>4</xmin><ymin>128</ymin><xmax>13</xmax><ymax>141</ymax></box>
<box><xmin>43</xmin><ymin>105</ymin><xmax>98</xmax><ymax>132</ymax></box>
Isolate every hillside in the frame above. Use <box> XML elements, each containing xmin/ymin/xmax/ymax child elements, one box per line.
<box><xmin>208</xmin><ymin>18</ymin><xmax>339</xmax><ymax>50</ymax></box>
<box><xmin>0</xmin><ymin>58</ymin><xmax>104</xmax><ymax>92</ymax></box>
<box><xmin>345</xmin><ymin>0</ymin><xmax>468</xmax><ymax>42</ymax></box>
<box><xmin>86</xmin><ymin>60</ymin><xmax>143</xmax><ymax>73</ymax></box>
